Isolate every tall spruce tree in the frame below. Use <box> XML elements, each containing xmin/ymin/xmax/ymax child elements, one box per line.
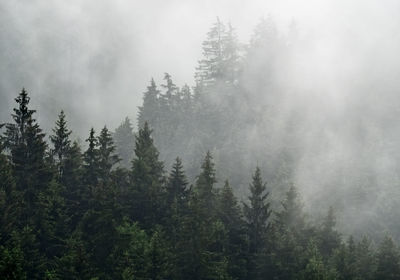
<box><xmin>97</xmin><ymin>126</ymin><xmax>120</xmax><ymax>183</ymax></box>
<box><xmin>218</xmin><ymin>180</ymin><xmax>248</xmax><ymax>279</ymax></box>
<box><xmin>83</xmin><ymin>128</ymin><xmax>99</xmax><ymax>188</ymax></box>
<box><xmin>243</xmin><ymin>167</ymin><xmax>271</xmax><ymax>280</ymax></box>
<box><xmin>138</xmin><ymin>78</ymin><xmax>160</xmax><ymax>129</ymax></box>
<box><xmin>318</xmin><ymin>207</ymin><xmax>341</xmax><ymax>258</ymax></box>
<box><xmin>375</xmin><ymin>235</ymin><xmax>400</xmax><ymax>280</ymax></box>
<box><xmin>4</xmin><ymin>88</ymin><xmax>52</xmax><ymax>227</ymax></box>
<box><xmin>195</xmin><ymin>18</ymin><xmax>240</xmax><ymax>88</ymax></box>
<box><xmin>50</xmin><ymin>110</ymin><xmax>72</xmax><ymax>178</ymax></box>
<box><xmin>130</xmin><ymin>122</ymin><xmax>165</xmax><ymax>229</ymax></box>
<box><xmin>244</xmin><ymin>167</ymin><xmax>271</xmax><ymax>254</ymax></box>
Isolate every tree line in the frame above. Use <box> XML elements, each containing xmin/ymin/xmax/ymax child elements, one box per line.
<box><xmin>0</xmin><ymin>88</ymin><xmax>400</xmax><ymax>279</ymax></box>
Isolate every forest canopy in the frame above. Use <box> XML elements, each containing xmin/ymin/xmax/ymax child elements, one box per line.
<box><xmin>1</xmin><ymin>16</ymin><xmax>400</xmax><ymax>280</ymax></box>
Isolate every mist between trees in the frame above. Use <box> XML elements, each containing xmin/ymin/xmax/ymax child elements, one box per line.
<box><xmin>2</xmin><ymin>14</ymin><xmax>400</xmax><ymax>279</ymax></box>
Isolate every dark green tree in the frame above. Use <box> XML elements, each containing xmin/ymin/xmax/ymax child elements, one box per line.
<box><xmin>83</xmin><ymin>128</ymin><xmax>99</xmax><ymax>188</ymax></box>
<box><xmin>130</xmin><ymin>122</ymin><xmax>165</xmax><ymax>229</ymax></box>
<box><xmin>375</xmin><ymin>235</ymin><xmax>400</xmax><ymax>280</ymax></box>
<box><xmin>97</xmin><ymin>126</ymin><xmax>120</xmax><ymax>183</ymax></box>
<box><xmin>244</xmin><ymin>167</ymin><xmax>271</xmax><ymax>253</ymax></box>
<box><xmin>50</xmin><ymin>110</ymin><xmax>72</xmax><ymax>178</ymax></box>
<box><xmin>243</xmin><ymin>167</ymin><xmax>271</xmax><ymax>280</ymax></box>
<box><xmin>218</xmin><ymin>180</ymin><xmax>248</xmax><ymax>280</ymax></box>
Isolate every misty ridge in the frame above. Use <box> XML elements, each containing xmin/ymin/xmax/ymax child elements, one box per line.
<box><xmin>2</xmin><ymin>1</ymin><xmax>400</xmax><ymax>279</ymax></box>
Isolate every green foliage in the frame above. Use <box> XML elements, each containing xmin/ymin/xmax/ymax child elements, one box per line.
<box><xmin>50</xmin><ymin>110</ymin><xmax>72</xmax><ymax>177</ymax></box>
<box><xmin>130</xmin><ymin>122</ymin><xmax>165</xmax><ymax>229</ymax></box>
<box><xmin>375</xmin><ymin>235</ymin><xmax>400</xmax><ymax>280</ymax></box>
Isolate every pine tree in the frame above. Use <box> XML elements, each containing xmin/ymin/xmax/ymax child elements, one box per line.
<box><xmin>375</xmin><ymin>235</ymin><xmax>400</xmax><ymax>280</ymax></box>
<box><xmin>195</xmin><ymin>151</ymin><xmax>217</xmax><ymax>210</ymax></box>
<box><xmin>243</xmin><ymin>167</ymin><xmax>271</xmax><ymax>280</ymax></box>
<box><xmin>0</xmin><ymin>148</ymin><xmax>18</xmax><ymax>241</ymax></box>
<box><xmin>218</xmin><ymin>180</ymin><xmax>248</xmax><ymax>279</ymax></box>
<box><xmin>244</xmin><ymin>167</ymin><xmax>271</xmax><ymax>254</ymax></box>
<box><xmin>62</xmin><ymin>141</ymin><xmax>83</xmax><ymax>229</ymax></box>
<box><xmin>97</xmin><ymin>126</ymin><xmax>120</xmax><ymax>183</ymax></box>
<box><xmin>166</xmin><ymin>157</ymin><xmax>188</xmax><ymax>218</ymax></box>
<box><xmin>83</xmin><ymin>128</ymin><xmax>99</xmax><ymax>187</ymax></box>
<box><xmin>176</xmin><ymin>152</ymin><xmax>230</xmax><ymax>280</ymax></box>
<box><xmin>271</xmin><ymin>183</ymin><xmax>307</xmax><ymax>280</ymax></box>
<box><xmin>195</xmin><ymin>18</ymin><xmax>240</xmax><ymax>88</ymax></box>
<box><xmin>137</xmin><ymin>78</ymin><xmax>160</xmax><ymax>129</ymax></box>
<box><xmin>4</xmin><ymin>88</ymin><xmax>52</xmax><ymax>228</ymax></box>
<box><xmin>130</xmin><ymin>122</ymin><xmax>165</xmax><ymax>229</ymax></box>
<box><xmin>50</xmin><ymin>110</ymin><xmax>72</xmax><ymax>178</ymax></box>
<box><xmin>318</xmin><ymin>207</ymin><xmax>341</xmax><ymax>258</ymax></box>
<box><xmin>275</xmin><ymin>183</ymin><xmax>306</xmax><ymax>234</ymax></box>
<box><xmin>299</xmin><ymin>240</ymin><xmax>337</xmax><ymax>280</ymax></box>
<box><xmin>354</xmin><ymin>236</ymin><xmax>376</xmax><ymax>280</ymax></box>
<box><xmin>113</xmin><ymin>117</ymin><xmax>135</xmax><ymax>168</ymax></box>
<box><xmin>161</xmin><ymin>72</ymin><xmax>178</xmax><ymax>103</ymax></box>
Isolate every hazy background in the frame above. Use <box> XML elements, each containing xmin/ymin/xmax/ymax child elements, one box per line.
<box><xmin>2</xmin><ymin>0</ymin><xmax>400</xmax><ymax>238</ymax></box>
<box><xmin>2</xmin><ymin>0</ymin><xmax>398</xmax><ymax>131</ymax></box>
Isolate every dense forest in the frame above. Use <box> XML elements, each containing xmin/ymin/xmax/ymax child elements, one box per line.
<box><xmin>2</xmin><ymin>18</ymin><xmax>400</xmax><ymax>279</ymax></box>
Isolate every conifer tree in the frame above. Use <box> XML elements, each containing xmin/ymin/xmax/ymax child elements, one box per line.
<box><xmin>4</xmin><ymin>88</ymin><xmax>52</xmax><ymax>227</ymax></box>
<box><xmin>195</xmin><ymin>151</ymin><xmax>217</xmax><ymax>210</ymax></box>
<box><xmin>130</xmin><ymin>122</ymin><xmax>165</xmax><ymax>228</ymax></box>
<box><xmin>62</xmin><ymin>141</ymin><xmax>83</xmax><ymax>229</ymax></box>
<box><xmin>161</xmin><ymin>72</ymin><xmax>178</xmax><ymax>103</ymax></box>
<box><xmin>195</xmin><ymin>18</ymin><xmax>240</xmax><ymax>88</ymax></box>
<box><xmin>243</xmin><ymin>167</ymin><xmax>271</xmax><ymax>279</ymax></box>
<box><xmin>375</xmin><ymin>235</ymin><xmax>400</xmax><ymax>280</ymax></box>
<box><xmin>137</xmin><ymin>78</ymin><xmax>160</xmax><ymax>129</ymax></box>
<box><xmin>218</xmin><ymin>180</ymin><xmax>248</xmax><ymax>279</ymax></box>
<box><xmin>113</xmin><ymin>117</ymin><xmax>134</xmax><ymax>168</ymax></box>
<box><xmin>97</xmin><ymin>126</ymin><xmax>120</xmax><ymax>183</ymax></box>
<box><xmin>244</xmin><ymin>167</ymin><xmax>271</xmax><ymax>254</ymax></box>
<box><xmin>166</xmin><ymin>157</ymin><xmax>188</xmax><ymax>216</ymax></box>
<box><xmin>354</xmin><ymin>236</ymin><xmax>376</xmax><ymax>280</ymax></box>
<box><xmin>83</xmin><ymin>128</ymin><xmax>99</xmax><ymax>188</ymax></box>
<box><xmin>318</xmin><ymin>207</ymin><xmax>341</xmax><ymax>258</ymax></box>
<box><xmin>50</xmin><ymin>110</ymin><xmax>72</xmax><ymax>178</ymax></box>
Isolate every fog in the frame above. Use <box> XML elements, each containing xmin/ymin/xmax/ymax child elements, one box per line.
<box><xmin>2</xmin><ymin>0</ymin><xmax>400</xmax><ymax>238</ymax></box>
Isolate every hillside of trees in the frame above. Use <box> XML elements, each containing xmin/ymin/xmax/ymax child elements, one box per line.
<box><xmin>1</xmin><ymin>88</ymin><xmax>400</xmax><ymax>279</ymax></box>
<box><xmin>1</xmin><ymin>18</ymin><xmax>400</xmax><ymax>279</ymax></box>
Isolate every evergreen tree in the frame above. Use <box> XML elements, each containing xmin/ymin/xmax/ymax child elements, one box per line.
<box><xmin>137</xmin><ymin>78</ymin><xmax>160</xmax><ymax>129</ymax></box>
<box><xmin>161</xmin><ymin>72</ymin><xmax>178</xmax><ymax>103</ymax></box>
<box><xmin>113</xmin><ymin>117</ymin><xmax>135</xmax><ymax>168</ymax></box>
<box><xmin>166</xmin><ymin>157</ymin><xmax>189</xmax><ymax>237</ymax></box>
<box><xmin>83</xmin><ymin>128</ymin><xmax>99</xmax><ymax>187</ymax></box>
<box><xmin>354</xmin><ymin>236</ymin><xmax>376</xmax><ymax>280</ymax></box>
<box><xmin>375</xmin><ymin>235</ymin><xmax>400</xmax><ymax>280</ymax></box>
<box><xmin>218</xmin><ymin>180</ymin><xmax>248</xmax><ymax>279</ymax></box>
<box><xmin>318</xmin><ymin>207</ymin><xmax>341</xmax><ymax>258</ymax></box>
<box><xmin>271</xmin><ymin>183</ymin><xmax>308</xmax><ymax>280</ymax></box>
<box><xmin>97</xmin><ymin>126</ymin><xmax>120</xmax><ymax>183</ymax></box>
<box><xmin>195</xmin><ymin>151</ymin><xmax>217</xmax><ymax>210</ymax></box>
<box><xmin>130</xmin><ymin>122</ymin><xmax>165</xmax><ymax>229</ymax></box>
<box><xmin>244</xmin><ymin>167</ymin><xmax>271</xmax><ymax>254</ymax></box>
<box><xmin>4</xmin><ymin>89</ymin><xmax>52</xmax><ymax>226</ymax></box>
<box><xmin>50</xmin><ymin>110</ymin><xmax>72</xmax><ymax>178</ymax></box>
<box><xmin>195</xmin><ymin>18</ymin><xmax>240</xmax><ymax>88</ymax></box>
<box><xmin>62</xmin><ymin>141</ymin><xmax>83</xmax><ymax>229</ymax></box>
<box><xmin>243</xmin><ymin>167</ymin><xmax>271</xmax><ymax>280</ymax></box>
